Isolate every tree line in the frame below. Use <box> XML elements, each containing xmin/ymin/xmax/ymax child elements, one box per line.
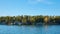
<box><xmin>0</xmin><ymin>15</ymin><xmax>60</xmax><ymax>25</ymax></box>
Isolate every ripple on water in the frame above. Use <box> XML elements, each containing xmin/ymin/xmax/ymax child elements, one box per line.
<box><xmin>0</xmin><ymin>25</ymin><xmax>60</xmax><ymax>34</ymax></box>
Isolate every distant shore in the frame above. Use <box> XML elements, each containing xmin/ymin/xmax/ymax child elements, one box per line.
<box><xmin>0</xmin><ymin>15</ymin><xmax>60</xmax><ymax>25</ymax></box>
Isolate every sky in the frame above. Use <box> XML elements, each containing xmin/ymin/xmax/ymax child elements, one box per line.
<box><xmin>0</xmin><ymin>0</ymin><xmax>60</xmax><ymax>16</ymax></box>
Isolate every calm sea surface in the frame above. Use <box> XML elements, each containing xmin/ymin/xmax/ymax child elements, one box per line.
<box><xmin>0</xmin><ymin>25</ymin><xmax>60</xmax><ymax>34</ymax></box>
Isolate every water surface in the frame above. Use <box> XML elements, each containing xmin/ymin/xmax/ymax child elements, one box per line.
<box><xmin>0</xmin><ymin>25</ymin><xmax>60</xmax><ymax>34</ymax></box>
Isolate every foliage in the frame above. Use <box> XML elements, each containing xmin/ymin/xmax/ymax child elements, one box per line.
<box><xmin>0</xmin><ymin>15</ymin><xmax>60</xmax><ymax>25</ymax></box>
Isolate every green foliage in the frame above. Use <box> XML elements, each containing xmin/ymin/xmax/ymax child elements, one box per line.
<box><xmin>0</xmin><ymin>15</ymin><xmax>60</xmax><ymax>25</ymax></box>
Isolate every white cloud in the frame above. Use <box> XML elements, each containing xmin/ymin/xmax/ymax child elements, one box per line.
<box><xmin>28</xmin><ymin>0</ymin><xmax>53</xmax><ymax>5</ymax></box>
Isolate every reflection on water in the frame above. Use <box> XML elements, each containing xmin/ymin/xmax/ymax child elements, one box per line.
<box><xmin>44</xmin><ymin>25</ymin><xmax>48</xmax><ymax>33</ymax></box>
<box><xmin>0</xmin><ymin>25</ymin><xmax>60</xmax><ymax>34</ymax></box>
<box><xmin>43</xmin><ymin>25</ymin><xmax>60</xmax><ymax>34</ymax></box>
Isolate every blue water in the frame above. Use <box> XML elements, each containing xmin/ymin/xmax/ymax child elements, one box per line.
<box><xmin>0</xmin><ymin>25</ymin><xmax>60</xmax><ymax>34</ymax></box>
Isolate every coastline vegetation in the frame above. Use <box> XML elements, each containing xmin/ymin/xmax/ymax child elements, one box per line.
<box><xmin>0</xmin><ymin>15</ymin><xmax>60</xmax><ymax>25</ymax></box>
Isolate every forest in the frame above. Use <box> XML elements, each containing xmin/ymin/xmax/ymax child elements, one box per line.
<box><xmin>0</xmin><ymin>15</ymin><xmax>60</xmax><ymax>25</ymax></box>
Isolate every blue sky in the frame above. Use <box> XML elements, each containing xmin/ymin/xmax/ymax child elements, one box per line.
<box><xmin>0</xmin><ymin>0</ymin><xmax>60</xmax><ymax>16</ymax></box>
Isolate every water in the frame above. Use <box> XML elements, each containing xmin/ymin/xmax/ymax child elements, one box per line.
<box><xmin>0</xmin><ymin>25</ymin><xmax>60</xmax><ymax>34</ymax></box>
